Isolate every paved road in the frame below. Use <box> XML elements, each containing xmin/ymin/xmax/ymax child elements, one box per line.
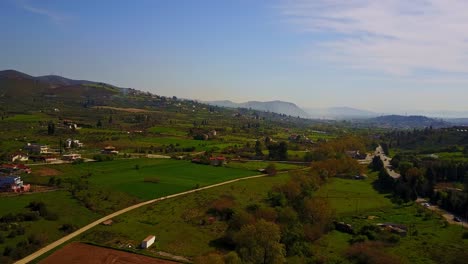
<box><xmin>374</xmin><ymin>146</ymin><xmax>401</xmax><ymax>179</ymax></box>
<box><xmin>16</xmin><ymin>174</ymin><xmax>268</xmax><ymax>264</ymax></box>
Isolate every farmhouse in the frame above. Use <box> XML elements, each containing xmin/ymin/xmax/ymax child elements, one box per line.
<box><xmin>10</xmin><ymin>152</ymin><xmax>29</xmax><ymax>162</ymax></box>
<box><xmin>62</xmin><ymin>153</ymin><xmax>82</xmax><ymax>161</ymax></box>
<box><xmin>0</xmin><ymin>175</ymin><xmax>30</xmax><ymax>193</ymax></box>
<box><xmin>101</xmin><ymin>146</ymin><xmax>119</xmax><ymax>155</ymax></box>
<box><xmin>141</xmin><ymin>235</ymin><xmax>156</xmax><ymax>249</ymax></box>
<box><xmin>30</xmin><ymin>155</ymin><xmax>58</xmax><ymax>163</ymax></box>
<box><xmin>25</xmin><ymin>143</ymin><xmax>49</xmax><ymax>154</ymax></box>
<box><xmin>210</xmin><ymin>156</ymin><xmax>227</xmax><ymax>166</ymax></box>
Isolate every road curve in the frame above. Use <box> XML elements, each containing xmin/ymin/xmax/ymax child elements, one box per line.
<box><xmin>16</xmin><ymin>174</ymin><xmax>268</xmax><ymax>264</ymax></box>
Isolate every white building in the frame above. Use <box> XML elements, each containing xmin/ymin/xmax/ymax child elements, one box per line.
<box><xmin>62</xmin><ymin>154</ymin><xmax>82</xmax><ymax>161</ymax></box>
<box><xmin>141</xmin><ymin>235</ymin><xmax>156</xmax><ymax>249</ymax></box>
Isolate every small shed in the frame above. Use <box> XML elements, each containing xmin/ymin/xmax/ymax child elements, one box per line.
<box><xmin>141</xmin><ymin>235</ymin><xmax>156</xmax><ymax>249</ymax></box>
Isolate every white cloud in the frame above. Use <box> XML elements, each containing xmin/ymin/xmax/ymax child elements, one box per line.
<box><xmin>16</xmin><ymin>0</ymin><xmax>69</xmax><ymax>24</ymax></box>
<box><xmin>278</xmin><ymin>0</ymin><xmax>468</xmax><ymax>77</ymax></box>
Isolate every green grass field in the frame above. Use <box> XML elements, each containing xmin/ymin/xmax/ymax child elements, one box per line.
<box><xmin>31</xmin><ymin>159</ymin><xmax>258</xmax><ymax>200</ymax></box>
<box><xmin>316</xmin><ymin>174</ymin><xmax>393</xmax><ymax>215</ymax></box>
<box><xmin>0</xmin><ymin>191</ymin><xmax>100</xmax><ymax>256</ymax></box>
<box><xmin>312</xmin><ymin>171</ymin><xmax>468</xmax><ymax>264</ymax></box>
<box><xmin>0</xmin><ymin>113</ymin><xmax>50</xmax><ymax>122</ymax></box>
<box><xmin>79</xmin><ymin>173</ymin><xmax>290</xmax><ymax>257</ymax></box>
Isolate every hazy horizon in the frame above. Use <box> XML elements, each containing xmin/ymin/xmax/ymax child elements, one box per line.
<box><xmin>3</xmin><ymin>0</ymin><xmax>468</xmax><ymax>113</ymax></box>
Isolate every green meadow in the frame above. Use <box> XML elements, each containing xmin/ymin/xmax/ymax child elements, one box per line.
<box><xmin>29</xmin><ymin>159</ymin><xmax>258</xmax><ymax>200</ymax></box>
<box><xmin>80</xmin><ymin>173</ymin><xmax>290</xmax><ymax>257</ymax></box>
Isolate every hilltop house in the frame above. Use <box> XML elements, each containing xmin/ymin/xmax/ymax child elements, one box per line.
<box><xmin>25</xmin><ymin>143</ymin><xmax>49</xmax><ymax>154</ymax></box>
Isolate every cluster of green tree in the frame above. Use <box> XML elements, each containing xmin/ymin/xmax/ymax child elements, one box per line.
<box><xmin>220</xmin><ymin>140</ymin><xmax>265</xmax><ymax>160</ymax></box>
<box><xmin>371</xmin><ymin>153</ymin><xmax>468</xmax><ymax>215</ymax></box>
<box><xmin>267</xmin><ymin>141</ymin><xmax>288</xmax><ymax>161</ymax></box>
<box><xmin>345</xmin><ymin>241</ymin><xmax>404</xmax><ymax>264</ymax></box>
<box><xmin>1</xmin><ymin>234</ymin><xmax>48</xmax><ymax>263</ymax></box>
<box><xmin>196</xmin><ymin>165</ymin><xmax>342</xmax><ymax>263</ymax></box>
<box><xmin>381</xmin><ymin>127</ymin><xmax>468</xmax><ymax>152</ymax></box>
<box><xmin>304</xmin><ymin>136</ymin><xmax>367</xmax><ymax>162</ymax></box>
<box><xmin>0</xmin><ymin>201</ymin><xmax>57</xmax><ymax>225</ymax></box>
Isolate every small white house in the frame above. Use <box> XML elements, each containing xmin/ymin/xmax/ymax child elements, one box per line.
<box><xmin>141</xmin><ymin>235</ymin><xmax>156</xmax><ymax>249</ymax></box>
<box><xmin>11</xmin><ymin>153</ymin><xmax>29</xmax><ymax>162</ymax></box>
<box><xmin>62</xmin><ymin>153</ymin><xmax>82</xmax><ymax>161</ymax></box>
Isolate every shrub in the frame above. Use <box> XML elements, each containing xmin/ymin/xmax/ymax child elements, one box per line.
<box><xmin>462</xmin><ymin>232</ymin><xmax>468</xmax><ymax>239</ymax></box>
<box><xmin>59</xmin><ymin>223</ymin><xmax>77</xmax><ymax>234</ymax></box>
<box><xmin>265</xmin><ymin>164</ymin><xmax>277</xmax><ymax>176</ymax></box>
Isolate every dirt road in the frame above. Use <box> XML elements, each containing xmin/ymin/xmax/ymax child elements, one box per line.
<box><xmin>416</xmin><ymin>198</ymin><xmax>468</xmax><ymax>228</ymax></box>
<box><xmin>16</xmin><ymin>173</ymin><xmax>268</xmax><ymax>264</ymax></box>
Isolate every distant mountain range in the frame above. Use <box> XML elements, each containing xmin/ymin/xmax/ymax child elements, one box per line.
<box><xmin>2</xmin><ymin>69</ymin><xmax>468</xmax><ymax>128</ymax></box>
<box><xmin>206</xmin><ymin>100</ymin><xmax>311</xmax><ymax>118</ymax></box>
<box><xmin>304</xmin><ymin>106</ymin><xmax>378</xmax><ymax>119</ymax></box>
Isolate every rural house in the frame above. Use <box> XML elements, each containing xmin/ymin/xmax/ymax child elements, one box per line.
<box><xmin>210</xmin><ymin>156</ymin><xmax>227</xmax><ymax>166</ymax></box>
<box><xmin>10</xmin><ymin>152</ymin><xmax>29</xmax><ymax>162</ymax></box>
<box><xmin>25</xmin><ymin>143</ymin><xmax>49</xmax><ymax>154</ymax></box>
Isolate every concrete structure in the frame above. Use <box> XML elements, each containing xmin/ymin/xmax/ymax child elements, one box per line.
<box><xmin>141</xmin><ymin>235</ymin><xmax>156</xmax><ymax>249</ymax></box>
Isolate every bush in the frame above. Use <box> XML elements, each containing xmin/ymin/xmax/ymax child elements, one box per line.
<box><xmin>92</xmin><ymin>154</ymin><xmax>114</xmax><ymax>162</ymax></box>
<box><xmin>265</xmin><ymin>164</ymin><xmax>277</xmax><ymax>176</ymax></box>
<box><xmin>350</xmin><ymin>235</ymin><xmax>368</xmax><ymax>244</ymax></box>
<box><xmin>59</xmin><ymin>223</ymin><xmax>77</xmax><ymax>234</ymax></box>
<box><xmin>463</xmin><ymin>232</ymin><xmax>468</xmax><ymax>239</ymax></box>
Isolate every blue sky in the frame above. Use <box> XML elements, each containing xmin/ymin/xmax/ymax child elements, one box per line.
<box><xmin>2</xmin><ymin>0</ymin><xmax>468</xmax><ymax>113</ymax></box>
